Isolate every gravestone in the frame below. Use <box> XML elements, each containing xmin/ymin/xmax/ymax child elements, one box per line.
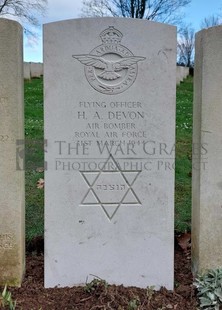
<box><xmin>192</xmin><ymin>26</ymin><xmax>222</xmax><ymax>274</ymax></box>
<box><xmin>44</xmin><ymin>17</ymin><xmax>176</xmax><ymax>289</ymax></box>
<box><xmin>0</xmin><ymin>19</ymin><xmax>25</xmax><ymax>286</ymax></box>
<box><xmin>24</xmin><ymin>62</ymin><xmax>31</xmax><ymax>80</ymax></box>
<box><xmin>179</xmin><ymin>66</ymin><xmax>184</xmax><ymax>82</ymax></box>
<box><xmin>176</xmin><ymin>66</ymin><xmax>181</xmax><ymax>85</ymax></box>
<box><xmin>30</xmin><ymin>62</ymin><xmax>43</xmax><ymax>78</ymax></box>
<box><xmin>184</xmin><ymin>67</ymin><xmax>189</xmax><ymax>79</ymax></box>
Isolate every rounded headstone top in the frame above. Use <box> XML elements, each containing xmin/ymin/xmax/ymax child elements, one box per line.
<box><xmin>0</xmin><ymin>18</ymin><xmax>22</xmax><ymax>31</ymax></box>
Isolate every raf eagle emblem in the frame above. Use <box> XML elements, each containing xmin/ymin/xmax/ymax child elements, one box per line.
<box><xmin>73</xmin><ymin>55</ymin><xmax>145</xmax><ymax>81</ymax></box>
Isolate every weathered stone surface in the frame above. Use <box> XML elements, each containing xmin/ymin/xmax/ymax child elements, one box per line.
<box><xmin>192</xmin><ymin>26</ymin><xmax>222</xmax><ymax>274</ymax></box>
<box><xmin>0</xmin><ymin>19</ymin><xmax>25</xmax><ymax>286</ymax></box>
<box><xmin>44</xmin><ymin>17</ymin><xmax>176</xmax><ymax>289</ymax></box>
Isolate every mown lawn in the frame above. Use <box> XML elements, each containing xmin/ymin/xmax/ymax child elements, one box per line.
<box><xmin>25</xmin><ymin>78</ymin><xmax>44</xmax><ymax>241</ymax></box>
<box><xmin>175</xmin><ymin>76</ymin><xmax>193</xmax><ymax>232</ymax></box>
<box><xmin>25</xmin><ymin>76</ymin><xmax>193</xmax><ymax>241</ymax></box>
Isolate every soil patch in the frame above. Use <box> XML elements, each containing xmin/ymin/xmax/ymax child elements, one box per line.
<box><xmin>3</xmin><ymin>239</ymin><xmax>198</xmax><ymax>309</ymax></box>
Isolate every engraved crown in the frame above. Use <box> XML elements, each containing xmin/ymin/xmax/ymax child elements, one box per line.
<box><xmin>100</xmin><ymin>26</ymin><xmax>123</xmax><ymax>44</ymax></box>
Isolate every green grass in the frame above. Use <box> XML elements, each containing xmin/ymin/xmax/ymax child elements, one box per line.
<box><xmin>24</xmin><ymin>76</ymin><xmax>193</xmax><ymax>241</ymax></box>
<box><xmin>25</xmin><ymin>78</ymin><xmax>44</xmax><ymax>241</ymax></box>
<box><xmin>175</xmin><ymin>76</ymin><xmax>193</xmax><ymax>232</ymax></box>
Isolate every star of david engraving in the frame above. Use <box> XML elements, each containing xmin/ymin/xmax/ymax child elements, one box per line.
<box><xmin>80</xmin><ymin>155</ymin><xmax>141</xmax><ymax>220</ymax></box>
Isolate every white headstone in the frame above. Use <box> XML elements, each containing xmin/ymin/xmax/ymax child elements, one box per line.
<box><xmin>179</xmin><ymin>66</ymin><xmax>184</xmax><ymax>82</ymax></box>
<box><xmin>192</xmin><ymin>26</ymin><xmax>222</xmax><ymax>274</ymax></box>
<box><xmin>24</xmin><ymin>62</ymin><xmax>31</xmax><ymax>80</ymax></box>
<box><xmin>30</xmin><ymin>62</ymin><xmax>43</xmax><ymax>78</ymax></box>
<box><xmin>44</xmin><ymin>17</ymin><xmax>176</xmax><ymax>289</ymax></box>
<box><xmin>176</xmin><ymin>66</ymin><xmax>181</xmax><ymax>85</ymax></box>
<box><xmin>184</xmin><ymin>67</ymin><xmax>189</xmax><ymax>79</ymax></box>
<box><xmin>0</xmin><ymin>19</ymin><xmax>25</xmax><ymax>286</ymax></box>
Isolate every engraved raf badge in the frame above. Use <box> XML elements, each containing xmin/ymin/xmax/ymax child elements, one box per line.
<box><xmin>72</xmin><ymin>26</ymin><xmax>146</xmax><ymax>95</ymax></box>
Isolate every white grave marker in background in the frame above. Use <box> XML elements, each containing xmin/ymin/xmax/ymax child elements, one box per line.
<box><xmin>0</xmin><ymin>19</ymin><xmax>25</xmax><ymax>286</ymax></box>
<box><xmin>192</xmin><ymin>25</ymin><xmax>222</xmax><ymax>274</ymax></box>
